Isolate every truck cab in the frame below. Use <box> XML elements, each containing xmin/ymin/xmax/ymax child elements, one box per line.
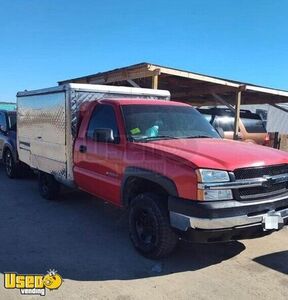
<box><xmin>69</xmin><ymin>99</ymin><xmax>288</xmax><ymax>258</ymax></box>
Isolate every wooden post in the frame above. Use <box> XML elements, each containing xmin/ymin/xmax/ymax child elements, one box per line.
<box><xmin>233</xmin><ymin>90</ymin><xmax>242</xmax><ymax>140</ymax></box>
<box><xmin>152</xmin><ymin>75</ymin><xmax>158</xmax><ymax>89</ymax></box>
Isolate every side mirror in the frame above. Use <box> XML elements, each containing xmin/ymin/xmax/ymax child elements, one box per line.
<box><xmin>93</xmin><ymin>128</ymin><xmax>115</xmax><ymax>143</ymax></box>
<box><xmin>215</xmin><ymin>127</ymin><xmax>224</xmax><ymax>138</ymax></box>
<box><xmin>0</xmin><ymin>124</ymin><xmax>7</xmax><ymax>133</ymax></box>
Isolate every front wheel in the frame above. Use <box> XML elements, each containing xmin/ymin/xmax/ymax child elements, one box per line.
<box><xmin>129</xmin><ymin>193</ymin><xmax>178</xmax><ymax>259</ymax></box>
<box><xmin>38</xmin><ymin>172</ymin><xmax>60</xmax><ymax>200</ymax></box>
<box><xmin>4</xmin><ymin>149</ymin><xmax>18</xmax><ymax>179</ymax></box>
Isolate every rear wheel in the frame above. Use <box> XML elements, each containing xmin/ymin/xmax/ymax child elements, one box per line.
<box><xmin>4</xmin><ymin>149</ymin><xmax>18</xmax><ymax>179</ymax></box>
<box><xmin>129</xmin><ymin>193</ymin><xmax>178</xmax><ymax>259</ymax></box>
<box><xmin>38</xmin><ymin>172</ymin><xmax>60</xmax><ymax>200</ymax></box>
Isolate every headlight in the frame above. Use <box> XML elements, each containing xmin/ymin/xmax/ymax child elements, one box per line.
<box><xmin>196</xmin><ymin>169</ymin><xmax>232</xmax><ymax>201</ymax></box>
<box><xmin>197</xmin><ymin>169</ymin><xmax>230</xmax><ymax>183</ymax></box>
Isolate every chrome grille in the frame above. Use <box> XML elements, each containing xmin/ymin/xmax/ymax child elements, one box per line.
<box><xmin>234</xmin><ymin>164</ymin><xmax>288</xmax><ymax>200</ymax></box>
<box><xmin>234</xmin><ymin>164</ymin><xmax>288</xmax><ymax>180</ymax></box>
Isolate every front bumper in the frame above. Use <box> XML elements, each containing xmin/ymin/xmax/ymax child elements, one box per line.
<box><xmin>168</xmin><ymin>194</ymin><xmax>288</xmax><ymax>243</ymax></box>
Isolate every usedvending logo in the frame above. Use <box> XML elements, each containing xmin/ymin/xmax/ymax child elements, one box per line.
<box><xmin>4</xmin><ymin>269</ymin><xmax>63</xmax><ymax>296</ymax></box>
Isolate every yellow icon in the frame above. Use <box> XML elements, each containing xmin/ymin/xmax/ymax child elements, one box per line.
<box><xmin>42</xmin><ymin>270</ymin><xmax>63</xmax><ymax>290</ymax></box>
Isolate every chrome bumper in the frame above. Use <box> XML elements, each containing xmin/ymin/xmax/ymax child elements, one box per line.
<box><xmin>170</xmin><ymin>207</ymin><xmax>288</xmax><ymax>231</ymax></box>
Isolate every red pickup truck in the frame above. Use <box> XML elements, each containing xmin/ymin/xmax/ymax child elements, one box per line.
<box><xmin>17</xmin><ymin>84</ymin><xmax>288</xmax><ymax>258</ymax></box>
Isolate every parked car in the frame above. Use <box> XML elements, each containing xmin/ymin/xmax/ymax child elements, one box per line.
<box><xmin>0</xmin><ymin>110</ymin><xmax>21</xmax><ymax>178</ymax></box>
<box><xmin>197</xmin><ymin>107</ymin><xmax>269</xmax><ymax>145</ymax></box>
<box><xmin>17</xmin><ymin>84</ymin><xmax>288</xmax><ymax>258</ymax></box>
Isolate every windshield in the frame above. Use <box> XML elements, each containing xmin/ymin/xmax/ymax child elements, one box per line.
<box><xmin>122</xmin><ymin>105</ymin><xmax>220</xmax><ymax>141</ymax></box>
<box><xmin>8</xmin><ymin>113</ymin><xmax>16</xmax><ymax>131</ymax></box>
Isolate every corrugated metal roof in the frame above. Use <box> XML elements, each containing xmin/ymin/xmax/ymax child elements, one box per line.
<box><xmin>58</xmin><ymin>62</ymin><xmax>288</xmax><ymax>93</ymax></box>
<box><xmin>57</xmin><ymin>62</ymin><xmax>288</xmax><ymax>106</ymax></box>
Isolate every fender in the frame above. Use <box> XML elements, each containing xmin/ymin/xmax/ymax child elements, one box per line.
<box><xmin>121</xmin><ymin>167</ymin><xmax>178</xmax><ymax>206</ymax></box>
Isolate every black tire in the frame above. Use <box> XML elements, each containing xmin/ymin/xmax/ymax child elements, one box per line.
<box><xmin>129</xmin><ymin>193</ymin><xmax>178</xmax><ymax>259</ymax></box>
<box><xmin>38</xmin><ymin>172</ymin><xmax>60</xmax><ymax>200</ymax></box>
<box><xmin>4</xmin><ymin>149</ymin><xmax>18</xmax><ymax>179</ymax></box>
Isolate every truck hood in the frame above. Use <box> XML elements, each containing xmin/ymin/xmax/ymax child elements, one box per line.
<box><xmin>134</xmin><ymin>138</ymin><xmax>288</xmax><ymax>171</ymax></box>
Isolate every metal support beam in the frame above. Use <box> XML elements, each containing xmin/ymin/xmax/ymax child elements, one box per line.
<box><xmin>127</xmin><ymin>79</ymin><xmax>140</xmax><ymax>88</ymax></box>
<box><xmin>152</xmin><ymin>75</ymin><xmax>159</xmax><ymax>89</ymax></box>
<box><xmin>212</xmin><ymin>93</ymin><xmax>235</xmax><ymax>112</ymax></box>
<box><xmin>233</xmin><ymin>90</ymin><xmax>242</xmax><ymax>140</ymax></box>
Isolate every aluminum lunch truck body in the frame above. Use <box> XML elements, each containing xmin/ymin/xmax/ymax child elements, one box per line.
<box><xmin>17</xmin><ymin>84</ymin><xmax>170</xmax><ymax>186</ymax></box>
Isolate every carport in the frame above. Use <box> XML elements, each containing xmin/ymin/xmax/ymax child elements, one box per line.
<box><xmin>59</xmin><ymin>63</ymin><xmax>288</xmax><ymax>140</ymax></box>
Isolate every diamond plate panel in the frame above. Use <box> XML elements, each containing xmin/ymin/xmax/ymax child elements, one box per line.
<box><xmin>18</xmin><ymin>86</ymin><xmax>170</xmax><ymax>185</ymax></box>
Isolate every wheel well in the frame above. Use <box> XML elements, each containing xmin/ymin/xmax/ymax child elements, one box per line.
<box><xmin>123</xmin><ymin>177</ymin><xmax>169</xmax><ymax>207</ymax></box>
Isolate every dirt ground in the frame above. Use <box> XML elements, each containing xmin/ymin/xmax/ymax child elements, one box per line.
<box><xmin>0</xmin><ymin>167</ymin><xmax>287</xmax><ymax>300</ymax></box>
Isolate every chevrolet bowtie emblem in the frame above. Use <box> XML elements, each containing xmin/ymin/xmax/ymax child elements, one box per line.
<box><xmin>262</xmin><ymin>176</ymin><xmax>275</xmax><ymax>188</ymax></box>
<box><xmin>262</xmin><ymin>174</ymin><xmax>288</xmax><ymax>188</ymax></box>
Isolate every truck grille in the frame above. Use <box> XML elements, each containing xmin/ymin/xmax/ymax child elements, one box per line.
<box><xmin>234</xmin><ymin>164</ymin><xmax>288</xmax><ymax>180</ymax></box>
<box><xmin>234</xmin><ymin>164</ymin><xmax>288</xmax><ymax>200</ymax></box>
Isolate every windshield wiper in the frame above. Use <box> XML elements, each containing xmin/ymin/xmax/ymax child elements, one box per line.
<box><xmin>182</xmin><ymin>135</ymin><xmax>212</xmax><ymax>139</ymax></box>
<box><xmin>135</xmin><ymin>135</ymin><xmax>180</xmax><ymax>142</ymax></box>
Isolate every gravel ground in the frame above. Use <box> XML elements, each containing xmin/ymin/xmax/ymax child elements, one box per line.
<box><xmin>0</xmin><ymin>167</ymin><xmax>287</xmax><ymax>300</ymax></box>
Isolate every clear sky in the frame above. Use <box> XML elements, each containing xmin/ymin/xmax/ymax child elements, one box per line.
<box><xmin>0</xmin><ymin>0</ymin><xmax>287</xmax><ymax>102</ymax></box>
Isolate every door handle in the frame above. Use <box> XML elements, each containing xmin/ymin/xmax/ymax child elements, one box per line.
<box><xmin>79</xmin><ymin>145</ymin><xmax>87</xmax><ymax>153</ymax></box>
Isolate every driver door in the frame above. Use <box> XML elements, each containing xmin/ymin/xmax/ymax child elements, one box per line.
<box><xmin>74</xmin><ymin>103</ymin><xmax>123</xmax><ymax>204</ymax></box>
